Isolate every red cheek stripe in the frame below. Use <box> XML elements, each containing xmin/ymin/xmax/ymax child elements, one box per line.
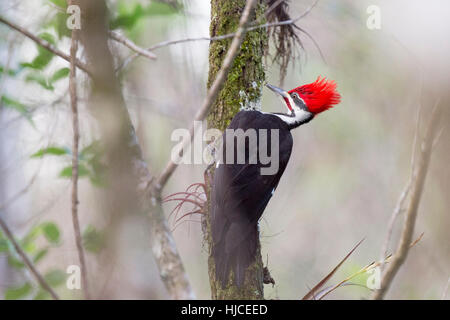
<box><xmin>283</xmin><ymin>97</ymin><xmax>293</xmax><ymax>111</ymax></box>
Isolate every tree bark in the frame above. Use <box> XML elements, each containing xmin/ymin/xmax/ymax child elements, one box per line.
<box><xmin>205</xmin><ymin>0</ymin><xmax>268</xmax><ymax>300</ymax></box>
<box><xmin>78</xmin><ymin>0</ymin><xmax>194</xmax><ymax>299</ymax></box>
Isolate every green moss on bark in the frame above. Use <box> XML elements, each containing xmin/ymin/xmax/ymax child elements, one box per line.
<box><xmin>207</xmin><ymin>0</ymin><xmax>267</xmax><ymax>131</ymax></box>
<box><xmin>205</xmin><ymin>0</ymin><xmax>267</xmax><ymax>300</ymax></box>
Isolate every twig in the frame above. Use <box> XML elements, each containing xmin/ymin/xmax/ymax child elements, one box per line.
<box><xmin>302</xmin><ymin>238</ymin><xmax>365</xmax><ymax>300</ymax></box>
<box><xmin>318</xmin><ymin>233</ymin><xmax>423</xmax><ymax>300</ymax></box>
<box><xmin>109</xmin><ymin>31</ymin><xmax>157</xmax><ymax>60</ymax></box>
<box><xmin>118</xmin><ymin>1</ymin><xmax>318</xmax><ymax>72</ymax></box>
<box><xmin>155</xmin><ymin>0</ymin><xmax>258</xmax><ymax>189</ymax></box>
<box><xmin>372</xmin><ymin>101</ymin><xmax>443</xmax><ymax>300</ymax></box>
<box><xmin>0</xmin><ymin>216</ymin><xmax>60</xmax><ymax>300</ymax></box>
<box><xmin>77</xmin><ymin>0</ymin><xmax>193</xmax><ymax>299</ymax></box>
<box><xmin>379</xmin><ymin>103</ymin><xmax>422</xmax><ymax>272</ymax></box>
<box><xmin>0</xmin><ymin>170</ymin><xmax>40</xmax><ymax>213</ymax></box>
<box><xmin>68</xmin><ymin>19</ymin><xmax>90</xmax><ymax>300</ymax></box>
<box><xmin>33</xmin><ymin>1</ymin><xmax>158</xmax><ymax>63</ymax></box>
<box><xmin>0</xmin><ymin>15</ymin><xmax>90</xmax><ymax>74</ymax></box>
<box><xmin>261</xmin><ymin>0</ymin><xmax>285</xmax><ymax>21</ymax></box>
<box><xmin>151</xmin><ymin>2</ymin><xmax>318</xmax><ymax>50</ymax></box>
<box><xmin>0</xmin><ymin>34</ymin><xmax>14</xmax><ymax>101</ymax></box>
<box><xmin>148</xmin><ymin>0</ymin><xmax>258</xmax><ymax>298</ymax></box>
<box><xmin>16</xmin><ymin>0</ymin><xmax>158</xmax><ymax>63</ymax></box>
<box><xmin>432</xmin><ymin>126</ymin><xmax>444</xmax><ymax>150</ymax></box>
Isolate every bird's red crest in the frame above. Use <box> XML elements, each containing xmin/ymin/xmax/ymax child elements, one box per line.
<box><xmin>289</xmin><ymin>76</ymin><xmax>341</xmax><ymax>114</ymax></box>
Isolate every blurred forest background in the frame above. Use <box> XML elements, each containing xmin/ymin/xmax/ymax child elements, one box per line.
<box><xmin>0</xmin><ymin>0</ymin><xmax>449</xmax><ymax>299</ymax></box>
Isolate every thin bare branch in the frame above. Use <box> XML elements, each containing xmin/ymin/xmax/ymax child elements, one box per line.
<box><xmin>34</xmin><ymin>1</ymin><xmax>158</xmax><ymax>63</ymax></box>
<box><xmin>0</xmin><ymin>170</ymin><xmax>39</xmax><ymax>212</ymax></box>
<box><xmin>295</xmin><ymin>24</ymin><xmax>326</xmax><ymax>63</ymax></box>
<box><xmin>0</xmin><ymin>216</ymin><xmax>59</xmax><ymax>300</ymax></box>
<box><xmin>379</xmin><ymin>103</ymin><xmax>423</xmax><ymax>272</ymax></box>
<box><xmin>262</xmin><ymin>0</ymin><xmax>285</xmax><ymax>21</ymax></box>
<box><xmin>155</xmin><ymin>0</ymin><xmax>259</xmax><ymax>189</ymax></box>
<box><xmin>77</xmin><ymin>0</ymin><xmax>193</xmax><ymax>299</ymax></box>
<box><xmin>372</xmin><ymin>101</ymin><xmax>443</xmax><ymax>300</ymax></box>
<box><xmin>68</xmin><ymin>17</ymin><xmax>90</xmax><ymax>300</ymax></box>
<box><xmin>319</xmin><ymin>233</ymin><xmax>423</xmax><ymax>300</ymax></box>
<box><xmin>109</xmin><ymin>31</ymin><xmax>157</xmax><ymax>60</ymax></box>
<box><xmin>0</xmin><ymin>15</ymin><xmax>90</xmax><ymax>74</ymax></box>
<box><xmin>432</xmin><ymin>126</ymin><xmax>444</xmax><ymax>150</ymax></box>
<box><xmin>147</xmin><ymin>0</ymin><xmax>259</xmax><ymax>298</ymax></box>
<box><xmin>118</xmin><ymin>1</ymin><xmax>319</xmax><ymax>72</ymax></box>
<box><xmin>302</xmin><ymin>238</ymin><xmax>365</xmax><ymax>300</ymax></box>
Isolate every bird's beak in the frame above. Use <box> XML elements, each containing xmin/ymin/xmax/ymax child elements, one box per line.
<box><xmin>266</xmin><ymin>83</ymin><xmax>289</xmax><ymax>99</ymax></box>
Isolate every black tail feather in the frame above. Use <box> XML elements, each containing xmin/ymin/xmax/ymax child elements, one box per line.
<box><xmin>213</xmin><ymin>226</ymin><xmax>258</xmax><ymax>288</ymax></box>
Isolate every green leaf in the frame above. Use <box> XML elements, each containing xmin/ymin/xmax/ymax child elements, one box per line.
<box><xmin>80</xmin><ymin>141</ymin><xmax>101</xmax><ymax>158</ymax></box>
<box><xmin>89</xmin><ymin>173</ymin><xmax>106</xmax><ymax>187</ymax></box>
<box><xmin>0</xmin><ymin>238</ymin><xmax>8</xmax><ymax>252</ymax></box>
<box><xmin>33</xmin><ymin>289</ymin><xmax>50</xmax><ymax>300</ymax></box>
<box><xmin>0</xmin><ymin>65</ymin><xmax>19</xmax><ymax>76</ymax></box>
<box><xmin>59</xmin><ymin>164</ymin><xmax>89</xmax><ymax>178</ymax></box>
<box><xmin>41</xmin><ymin>222</ymin><xmax>60</xmax><ymax>244</ymax></box>
<box><xmin>46</xmin><ymin>11</ymin><xmax>71</xmax><ymax>39</ymax></box>
<box><xmin>7</xmin><ymin>255</ymin><xmax>25</xmax><ymax>269</ymax></box>
<box><xmin>44</xmin><ymin>269</ymin><xmax>66</xmax><ymax>287</ymax></box>
<box><xmin>20</xmin><ymin>33</ymin><xmax>56</xmax><ymax>70</ymax></box>
<box><xmin>25</xmin><ymin>72</ymin><xmax>54</xmax><ymax>90</ymax></box>
<box><xmin>79</xmin><ymin>141</ymin><xmax>107</xmax><ymax>186</ymax></box>
<box><xmin>88</xmin><ymin>162</ymin><xmax>107</xmax><ymax>187</ymax></box>
<box><xmin>21</xmin><ymin>50</ymin><xmax>53</xmax><ymax>70</ymax></box>
<box><xmin>31</xmin><ymin>146</ymin><xmax>70</xmax><ymax>158</ymax></box>
<box><xmin>22</xmin><ymin>240</ymin><xmax>36</xmax><ymax>254</ymax></box>
<box><xmin>33</xmin><ymin>248</ymin><xmax>49</xmax><ymax>264</ymax></box>
<box><xmin>1</xmin><ymin>95</ymin><xmax>26</xmax><ymax>113</ymax></box>
<box><xmin>47</xmin><ymin>0</ymin><xmax>67</xmax><ymax>9</ymax></box>
<box><xmin>50</xmin><ymin>67</ymin><xmax>70</xmax><ymax>83</ymax></box>
<box><xmin>5</xmin><ymin>283</ymin><xmax>32</xmax><ymax>300</ymax></box>
<box><xmin>1</xmin><ymin>95</ymin><xmax>33</xmax><ymax>124</ymax></box>
<box><xmin>39</xmin><ymin>32</ymin><xmax>57</xmax><ymax>45</ymax></box>
<box><xmin>20</xmin><ymin>224</ymin><xmax>42</xmax><ymax>249</ymax></box>
<box><xmin>82</xmin><ymin>225</ymin><xmax>105</xmax><ymax>253</ymax></box>
<box><xmin>145</xmin><ymin>2</ymin><xmax>179</xmax><ymax>16</ymax></box>
<box><xmin>110</xmin><ymin>2</ymin><xmax>178</xmax><ymax>30</ymax></box>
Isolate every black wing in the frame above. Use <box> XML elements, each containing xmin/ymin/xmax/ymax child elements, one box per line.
<box><xmin>211</xmin><ymin>110</ymin><xmax>293</xmax><ymax>287</ymax></box>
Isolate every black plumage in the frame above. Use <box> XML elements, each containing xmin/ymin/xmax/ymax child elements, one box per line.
<box><xmin>209</xmin><ymin>78</ymin><xmax>340</xmax><ymax>288</ymax></box>
<box><xmin>211</xmin><ymin>110</ymin><xmax>294</xmax><ymax>287</ymax></box>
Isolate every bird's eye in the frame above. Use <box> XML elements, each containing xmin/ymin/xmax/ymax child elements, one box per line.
<box><xmin>291</xmin><ymin>93</ymin><xmax>299</xmax><ymax>99</ymax></box>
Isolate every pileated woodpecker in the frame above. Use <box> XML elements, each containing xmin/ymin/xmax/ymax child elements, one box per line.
<box><xmin>211</xmin><ymin>76</ymin><xmax>341</xmax><ymax>287</ymax></box>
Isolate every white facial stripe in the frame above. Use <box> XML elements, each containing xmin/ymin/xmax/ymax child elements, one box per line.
<box><xmin>289</xmin><ymin>93</ymin><xmax>306</xmax><ymax>111</ymax></box>
<box><xmin>271</xmin><ymin>109</ymin><xmax>312</xmax><ymax>126</ymax></box>
<box><xmin>259</xmin><ymin>108</ymin><xmax>312</xmax><ymax>126</ymax></box>
<box><xmin>296</xmin><ymin>95</ymin><xmax>306</xmax><ymax>105</ymax></box>
<box><xmin>286</xmin><ymin>94</ymin><xmax>296</xmax><ymax>112</ymax></box>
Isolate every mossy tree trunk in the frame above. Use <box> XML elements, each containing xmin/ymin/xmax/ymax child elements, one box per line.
<box><xmin>205</xmin><ymin>0</ymin><xmax>268</xmax><ymax>300</ymax></box>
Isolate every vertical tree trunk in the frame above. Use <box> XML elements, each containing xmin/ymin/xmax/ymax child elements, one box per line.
<box><xmin>205</xmin><ymin>0</ymin><xmax>268</xmax><ymax>300</ymax></box>
<box><xmin>78</xmin><ymin>0</ymin><xmax>194</xmax><ymax>299</ymax></box>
